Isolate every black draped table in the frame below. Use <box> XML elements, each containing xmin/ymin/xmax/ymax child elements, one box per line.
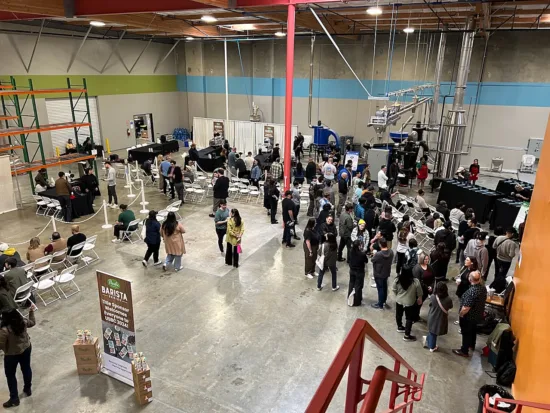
<box><xmin>194</xmin><ymin>146</ymin><xmax>226</xmax><ymax>172</ymax></box>
<box><xmin>437</xmin><ymin>180</ymin><xmax>504</xmax><ymax>224</ymax></box>
<box><xmin>38</xmin><ymin>188</ymin><xmax>94</xmax><ymax>219</ymax></box>
<box><xmin>128</xmin><ymin>141</ymin><xmax>180</xmax><ymax>163</ymax></box>
<box><xmin>495</xmin><ymin>179</ymin><xmax>534</xmax><ymax>199</ymax></box>
<box><xmin>490</xmin><ymin>198</ymin><xmax>522</xmax><ymax>230</ymax></box>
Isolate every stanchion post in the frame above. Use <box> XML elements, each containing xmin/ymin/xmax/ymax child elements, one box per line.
<box><xmin>51</xmin><ymin>215</ymin><xmax>57</xmax><ymax>232</ymax></box>
<box><xmin>102</xmin><ymin>200</ymin><xmax>113</xmax><ymax>229</ymax></box>
<box><xmin>124</xmin><ymin>165</ymin><xmax>131</xmax><ymax>188</ymax></box>
<box><xmin>140</xmin><ymin>179</ymin><xmax>149</xmax><ymax>214</ymax></box>
<box><xmin>127</xmin><ymin>175</ymin><xmax>136</xmax><ymax>198</ymax></box>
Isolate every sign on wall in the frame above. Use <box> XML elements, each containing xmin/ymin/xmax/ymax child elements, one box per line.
<box><xmin>264</xmin><ymin>125</ymin><xmax>274</xmax><ymax>140</ymax></box>
<box><xmin>97</xmin><ymin>271</ymin><xmax>136</xmax><ymax>386</ymax></box>
<box><xmin>213</xmin><ymin>121</ymin><xmax>224</xmax><ymax>136</ymax></box>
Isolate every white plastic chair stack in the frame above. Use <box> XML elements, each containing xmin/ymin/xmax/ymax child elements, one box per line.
<box><xmin>33</xmin><ymin>195</ymin><xmax>48</xmax><ymax>215</ymax></box>
<box><xmin>520</xmin><ymin>154</ymin><xmax>536</xmax><ymax>173</ymax></box>
<box><xmin>33</xmin><ymin>270</ymin><xmax>61</xmax><ymax>306</ymax></box>
<box><xmin>53</xmin><ymin>264</ymin><xmax>80</xmax><ymax>299</ymax></box>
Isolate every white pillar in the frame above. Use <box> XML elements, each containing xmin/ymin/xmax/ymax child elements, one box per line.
<box><xmin>139</xmin><ymin>179</ymin><xmax>149</xmax><ymax>214</ymax></box>
<box><xmin>124</xmin><ymin>165</ymin><xmax>131</xmax><ymax>188</ymax></box>
<box><xmin>102</xmin><ymin>200</ymin><xmax>113</xmax><ymax>229</ymax></box>
<box><xmin>50</xmin><ymin>215</ymin><xmax>57</xmax><ymax>232</ymax></box>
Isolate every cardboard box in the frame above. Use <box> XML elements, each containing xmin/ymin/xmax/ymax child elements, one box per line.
<box><xmin>134</xmin><ymin>381</ymin><xmax>153</xmax><ymax>395</ymax></box>
<box><xmin>135</xmin><ymin>390</ymin><xmax>153</xmax><ymax>405</ymax></box>
<box><xmin>75</xmin><ymin>354</ymin><xmax>100</xmax><ymax>365</ymax></box>
<box><xmin>73</xmin><ymin>337</ymin><xmax>100</xmax><ymax>356</ymax></box>
<box><xmin>77</xmin><ymin>363</ymin><xmax>101</xmax><ymax>375</ymax></box>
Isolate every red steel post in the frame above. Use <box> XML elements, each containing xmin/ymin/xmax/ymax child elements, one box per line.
<box><xmin>283</xmin><ymin>3</ymin><xmax>296</xmax><ymax>191</ymax></box>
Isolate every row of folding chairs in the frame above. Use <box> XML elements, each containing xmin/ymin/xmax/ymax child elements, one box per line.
<box><xmin>32</xmin><ymin>195</ymin><xmax>63</xmax><ymax>220</ymax></box>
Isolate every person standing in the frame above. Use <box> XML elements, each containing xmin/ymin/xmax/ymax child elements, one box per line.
<box><xmin>336</xmin><ymin>172</ymin><xmax>348</xmax><ymax>217</ymax></box>
<box><xmin>244</xmin><ymin>152</ymin><xmax>254</xmax><ymax>172</ymax></box>
<box><xmin>453</xmin><ymin>271</ymin><xmax>487</xmax><ymax>357</ymax></box>
<box><xmin>161</xmin><ymin>212</ymin><xmax>186</xmax><ymax>272</ymax></box>
<box><xmin>371</xmin><ymin>238</ymin><xmax>394</xmax><ymax>309</ymax></box>
<box><xmin>430</xmin><ymin>242</ymin><xmax>451</xmax><ymax>282</ymax></box>
<box><xmin>378</xmin><ymin>207</ymin><xmax>397</xmax><ymax>249</ymax></box>
<box><xmin>104</xmin><ymin>161</ymin><xmax>118</xmax><ymax>208</ymax></box>
<box><xmin>250</xmin><ymin>160</ymin><xmax>261</xmax><ymax>188</ymax></box>
<box><xmin>456</xmin><ymin>209</ymin><xmax>475</xmax><ymax>263</ymax></box>
<box><xmin>270</xmin><ymin>158</ymin><xmax>283</xmax><ymax>183</ymax></box>
<box><xmin>210</xmin><ymin>168</ymin><xmax>229</xmax><ymax>218</ymax></box>
<box><xmin>464</xmin><ymin>232</ymin><xmax>489</xmax><ymax>279</ymax></box>
<box><xmin>291</xmin><ymin>181</ymin><xmax>301</xmax><ymax>226</ymax></box>
<box><xmin>269</xmin><ymin>180</ymin><xmax>280</xmax><ymax>225</ymax></box>
<box><xmin>491</xmin><ymin>227</ymin><xmax>517</xmax><ymax>293</ymax></box>
<box><xmin>293</xmin><ymin>162</ymin><xmax>305</xmax><ymax>185</ymax></box>
<box><xmin>0</xmin><ymin>307</ymin><xmax>36</xmax><ymax>408</ymax></box>
<box><xmin>80</xmin><ymin>167</ymin><xmax>100</xmax><ymax>203</ymax></box>
<box><xmin>271</xmin><ymin>144</ymin><xmax>280</xmax><ymax>163</ymax></box>
<box><xmin>393</xmin><ymin>266</ymin><xmax>423</xmax><ymax>342</ymax></box>
<box><xmin>227</xmin><ymin>147</ymin><xmax>237</xmax><ymax>176</ymax></box>
<box><xmin>412</xmin><ymin>252</ymin><xmax>435</xmax><ymax>321</ymax></box>
<box><xmin>426</xmin><ymin>282</ymin><xmax>453</xmax><ymax>352</ymax></box>
<box><xmin>396</xmin><ymin>222</ymin><xmax>414</xmax><ymax>275</ymax></box>
<box><xmin>282</xmin><ymin>190</ymin><xmax>296</xmax><ymax>248</ymax></box>
<box><xmin>172</xmin><ymin>162</ymin><xmax>184</xmax><ymax>202</ymax></box>
<box><xmin>142</xmin><ymin>210</ymin><xmax>162</xmax><ymax>267</ymax></box>
<box><xmin>305</xmin><ymin>157</ymin><xmax>317</xmax><ymax>184</ymax></box>
<box><xmin>160</xmin><ymin>156</ymin><xmax>172</xmax><ymax>196</ymax></box>
<box><xmin>377</xmin><ymin>165</ymin><xmax>389</xmax><ymax>190</ymax></box>
<box><xmin>235</xmin><ymin>154</ymin><xmax>247</xmax><ymax>178</ymax></box>
<box><xmin>338</xmin><ymin>203</ymin><xmax>354</xmax><ymax>263</ymax></box>
<box><xmin>226</xmin><ymin>208</ymin><xmax>244</xmax><ymax>268</ymax></box>
<box><xmin>303</xmin><ymin>218</ymin><xmax>319</xmax><ymax>279</ymax></box>
<box><xmin>188</xmin><ymin>143</ymin><xmax>200</xmax><ymax>163</ymax></box>
<box><xmin>469</xmin><ymin>159</ymin><xmax>480</xmax><ymax>186</ymax></box>
<box><xmin>293</xmin><ymin>133</ymin><xmax>304</xmax><ymax>161</ymax></box>
<box><xmin>321</xmin><ymin>157</ymin><xmax>337</xmax><ymax>184</ymax></box>
<box><xmin>316</xmin><ymin>233</ymin><xmax>339</xmax><ymax>292</ymax></box>
<box><xmin>348</xmin><ymin>240</ymin><xmax>368</xmax><ymax>307</ymax></box>
<box><xmin>214</xmin><ymin>200</ymin><xmax>230</xmax><ymax>255</ymax></box>
<box><xmin>456</xmin><ymin>256</ymin><xmax>478</xmax><ymax>299</ymax></box>
<box><xmin>388</xmin><ymin>159</ymin><xmax>399</xmax><ymax>193</ymax></box>
<box><xmin>417</xmin><ymin>159</ymin><xmax>428</xmax><ymax>189</ymax></box>
<box><xmin>55</xmin><ymin>171</ymin><xmax>72</xmax><ymax>222</ymax></box>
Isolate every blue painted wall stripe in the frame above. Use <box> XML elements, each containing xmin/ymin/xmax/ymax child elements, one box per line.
<box><xmin>177</xmin><ymin>75</ymin><xmax>550</xmax><ymax>107</ymax></box>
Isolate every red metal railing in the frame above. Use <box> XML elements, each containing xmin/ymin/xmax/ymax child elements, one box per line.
<box><xmin>484</xmin><ymin>395</ymin><xmax>550</xmax><ymax>413</ymax></box>
<box><xmin>306</xmin><ymin>319</ymin><xmax>425</xmax><ymax>413</ymax></box>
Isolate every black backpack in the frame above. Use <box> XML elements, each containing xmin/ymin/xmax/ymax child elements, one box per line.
<box><xmin>496</xmin><ymin>360</ymin><xmax>516</xmax><ymax>386</ymax></box>
<box><xmin>403</xmin><ymin>249</ymin><xmax>418</xmax><ymax>272</ymax></box>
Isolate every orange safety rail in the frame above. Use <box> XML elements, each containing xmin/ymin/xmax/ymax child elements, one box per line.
<box><xmin>0</xmin><ymin>122</ymin><xmax>91</xmax><ymax>138</ymax></box>
<box><xmin>484</xmin><ymin>395</ymin><xmax>550</xmax><ymax>413</ymax></box>
<box><xmin>306</xmin><ymin>319</ymin><xmax>425</xmax><ymax>413</ymax></box>
<box><xmin>11</xmin><ymin>154</ymin><xmax>95</xmax><ymax>176</ymax></box>
<box><xmin>0</xmin><ymin>144</ymin><xmax>24</xmax><ymax>153</ymax></box>
<box><xmin>0</xmin><ymin>85</ymin><xmax>13</xmax><ymax>89</ymax></box>
<box><xmin>0</xmin><ymin>88</ymin><xmax>86</xmax><ymax>96</ymax></box>
<box><xmin>0</xmin><ymin>115</ymin><xmax>18</xmax><ymax>121</ymax></box>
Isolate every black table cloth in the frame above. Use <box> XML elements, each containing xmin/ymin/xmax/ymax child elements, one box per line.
<box><xmin>437</xmin><ymin>180</ymin><xmax>504</xmax><ymax>224</ymax></box>
<box><xmin>496</xmin><ymin>179</ymin><xmax>533</xmax><ymax>200</ymax></box>
<box><xmin>128</xmin><ymin>141</ymin><xmax>180</xmax><ymax>164</ymax></box>
<box><xmin>38</xmin><ymin>188</ymin><xmax>94</xmax><ymax>219</ymax></box>
<box><xmin>490</xmin><ymin>198</ymin><xmax>522</xmax><ymax>230</ymax></box>
<box><xmin>193</xmin><ymin>146</ymin><xmax>226</xmax><ymax>172</ymax></box>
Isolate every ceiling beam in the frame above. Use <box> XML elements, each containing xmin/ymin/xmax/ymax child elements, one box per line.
<box><xmin>0</xmin><ymin>11</ymin><xmax>47</xmax><ymax>20</ymax></box>
<box><xmin>74</xmin><ymin>0</ymin><xmax>216</xmax><ymax>16</ymax></box>
<box><xmin>0</xmin><ymin>0</ymin><xmax>64</xmax><ymax>15</ymax></box>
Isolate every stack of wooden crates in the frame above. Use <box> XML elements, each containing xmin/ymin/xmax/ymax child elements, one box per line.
<box><xmin>132</xmin><ymin>360</ymin><xmax>153</xmax><ymax>405</ymax></box>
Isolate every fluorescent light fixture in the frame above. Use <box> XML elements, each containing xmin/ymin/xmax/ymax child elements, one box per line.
<box><xmin>89</xmin><ymin>21</ymin><xmax>106</xmax><ymax>27</ymax></box>
<box><xmin>185</xmin><ymin>37</ymin><xmax>194</xmax><ymax>41</ymax></box>
<box><xmin>366</xmin><ymin>6</ymin><xmax>382</xmax><ymax>16</ymax></box>
<box><xmin>275</xmin><ymin>31</ymin><xmax>286</xmax><ymax>37</ymax></box>
<box><xmin>201</xmin><ymin>15</ymin><xmax>217</xmax><ymax>23</ymax></box>
<box><xmin>403</xmin><ymin>27</ymin><xmax>415</xmax><ymax>33</ymax></box>
<box><xmin>231</xmin><ymin>24</ymin><xmax>256</xmax><ymax>31</ymax></box>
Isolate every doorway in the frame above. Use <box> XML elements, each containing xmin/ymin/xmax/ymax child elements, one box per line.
<box><xmin>133</xmin><ymin>113</ymin><xmax>154</xmax><ymax>144</ymax></box>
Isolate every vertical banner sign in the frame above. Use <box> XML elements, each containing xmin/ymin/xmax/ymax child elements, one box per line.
<box><xmin>213</xmin><ymin>121</ymin><xmax>224</xmax><ymax>136</ymax></box>
<box><xmin>264</xmin><ymin>125</ymin><xmax>274</xmax><ymax>140</ymax></box>
<box><xmin>97</xmin><ymin>271</ymin><xmax>136</xmax><ymax>386</ymax></box>
<box><xmin>345</xmin><ymin>151</ymin><xmax>360</xmax><ymax>171</ymax></box>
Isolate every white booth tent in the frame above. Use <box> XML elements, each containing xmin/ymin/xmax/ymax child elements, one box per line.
<box><xmin>192</xmin><ymin>117</ymin><xmax>298</xmax><ymax>158</ymax></box>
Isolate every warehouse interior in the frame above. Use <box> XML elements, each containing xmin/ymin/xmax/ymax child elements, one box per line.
<box><xmin>0</xmin><ymin>0</ymin><xmax>549</xmax><ymax>412</ymax></box>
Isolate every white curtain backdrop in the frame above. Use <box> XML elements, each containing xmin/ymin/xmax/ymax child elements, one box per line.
<box><xmin>193</xmin><ymin>117</ymin><xmax>297</xmax><ymax>157</ymax></box>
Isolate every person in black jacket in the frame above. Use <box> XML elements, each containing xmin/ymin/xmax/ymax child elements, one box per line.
<box><xmin>319</xmin><ymin>214</ymin><xmax>337</xmax><ymax>242</ymax></box>
<box><xmin>142</xmin><ymin>210</ymin><xmax>162</xmax><ymax>267</ymax></box>
<box><xmin>378</xmin><ymin>207</ymin><xmax>397</xmax><ymax>248</ymax></box>
<box><xmin>460</xmin><ymin>218</ymin><xmax>480</xmax><ymax>266</ymax></box>
<box><xmin>364</xmin><ymin>203</ymin><xmax>379</xmax><ymax>240</ymax></box>
<box><xmin>235</xmin><ymin>154</ymin><xmax>247</xmax><ymax>178</ymax></box>
<box><xmin>271</xmin><ymin>144</ymin><xmax>280</xmax><ymax>162</ymax></box>
<box><xmin>436</xmin><ymin>200</ymin><xmax>451</xmax><ymax>221</ymax></box>
<box><xmin>434</xmin><ymin>221</ymin><xmax>456</xmax><ymax>253</ymax></box>
<box><xmin>268</xmin><ymin>180</ymin><xmax>280</xmax><ymax>224</ymax></box>
<box><xmin>348</xmin><ymin>240</ymin><xmax>368</xmax><ymax>306</ymax></box>
<box><xmin>305</xmin><ymin>158</ymin><xmax>317</xmax><ymax>184</ymax></box>
<box><xmin>388</xmin><ymin>158</ymin><xmax>399</xmax><ymax>193</ymax></box>
<box><xmin>80</xmin><ymin>168</ymin><xmax>100</xmax><ymax>202</ymax></box>
<box><xmin>336</xmin><ymin>172</ymin><xmax>348</xmax><ymax>217</ymax></box>
<box><xmin>210</xmin><ymin>169</ymin><xmax>229</xmax><ymax>218</ymax></box>
<box><xmin>188</xmin><ymin>143</ymin><xmax>200</xmax><ymax>163</ymax></box>
<box><xmin>456</xmin><ymin>208</ymin><xmax>474</xmax><ymax>263</ymax></box>
<box><xmin>317</xmin><ymin>233</ymin><xmax>339</xmax><ymax>291</ymax></box>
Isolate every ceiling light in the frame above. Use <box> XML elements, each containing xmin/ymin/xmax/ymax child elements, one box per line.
<box><xmin>231</xmin><ymin>24</ymin><xmax>256</xmax><ymax>31</ymax></box>
<box><xmin>185</xmin><ymin>37</ymin><xmax>194</xmax><ymax>41</ymax></box>
<box><xmin>201</xmin><ymin>15</ymin><xmax>217</xmax><ymax>23</ymax></box>
<box><xmin>366</xmin><ymin>6</ymin><xmax>383</xmax><ymax>16</ymax></box>
<box><xmin>89</xmin><ymin>21</ymin><xmax>106</xmax><ymax>27</ymax></box>
<box><xmin>403</xmin><ymin>27</ymin><xmax>415</xmax><ymax>33</ymax></box>
<box><xmin>275</xmin><ymin>31</ymin><xmax>286</xmax><ymax>37</ymax></box>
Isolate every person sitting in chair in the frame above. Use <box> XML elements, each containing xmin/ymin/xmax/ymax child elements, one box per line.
<box><xmin>112</xmin><ymin>204</ymin><xmax>137</xmax><ymax>243</ymax></box>
<box><xmin>66</xmin><ymin>138</ymin><xmax>77</xmax><ymax>154</ymax></box>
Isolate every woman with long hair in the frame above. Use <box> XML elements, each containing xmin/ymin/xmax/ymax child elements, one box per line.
<box><xmin>317</xmin><ymin>233</ymin><xmax>339</xmax><ymax>292</ymax></box>
<box><xmin>26</xmin><ymin>237</ymin><xmax>44</xmax><ymax>263</ymax></box>
<box><xmin>392</xmin><ymin>265</ymin><xmax>423</xmax><ymax>342</ymax></box>
<box><xmin>430</xmin><ymin>242</ymin><xmax>451</xmax><ymax>282</ymax></box>
<box><xmin>348</xmin><ymin>239</ymin><xmax>368</xmax><ymax>306</ymax></box>
<box><xmin>161</xmin><ymin>212</ymin><xmax>186</xmax><ymax>272</ymax></box>
<box><xmin>294</xmin><ymin>162</ymin><xmax>305</xmax><ymax>185</ymax></box>
<box><xmin>396</xmin><ymin>222</ymin><xmax>414</xmax><ymax>275</ymax></box>
<box><xmin>142</xmin><ymin>210</ymin><xmax>162</xmax><ymax>267</ymax></box>
<box><xmin>303</xmin><ymin>218</ymin><xmax>320</xmax><ymax>278</ymax></box>
<box><xmin>456</xmin><ymin>208</ymin><xmax>475</xmax><ymax>263</ymax></box>
<box><xmin>0</xmin><ymin>306</ymin><xmax>36</xmax><ymax>407</ymax></box>
<box><xmin>426</xmin><ymin>282</ymin><xmax>453</xmax><ymax>352</ymax></box>
<box><xmin>226</xmin><ymin>208</ymin><xmax>245</xmax><ymax>268</ymax></box>
<box><xmin>456</xmin><ymin>256</ymin><xmax>478</xmax><ymax>298</ymax></box>
<box><xmin>412</xmin><ymin>252</ymin><xmax>435</xmax><ymax>321</ymax></box>
<box><xmin>172</xmin><ymin>163</ymin><xmax>184</xmax><ymax>202</ymax></box>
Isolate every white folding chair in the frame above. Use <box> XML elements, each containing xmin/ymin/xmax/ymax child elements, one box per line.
<box><xmin>51</xmin><ymin>199</ymin><xmax>63</xmax><ymax>221</ymax></box>
<box><xmin>53</xmin><ymin>264</ymin><xmax>80</xmax><ymax>299</ymax></box>
<box><xmin>67</xmin><ymin>240</ymin><xmax>87</xmax><ymax>269</ymax></box>
<box><xmin>185</xmin><ymin>187</ymin><xmax>196</xmax><ymax>203</ymax></box>
<box><xmin>82</xmin><ymin>235</ymin><xmax>100</xmax><ymax>265</ymax></box>
<box><xmin>13</xmin><ymin>280</ymin><xmax>34</xmax><ymax>315</ymax></box>
<box><xmin>33</xmin><ymin>195</ymin><xmax>48</xmax><ymax>215</ymax></box>
<box><xmin>32</xmin><ymin>255</ymin><xmax>53</xmax><ymax>276</ymax></box>
<box><xmin>193</xmin><ymin>188</ymin><xmax>206</xmax><ymax>203</ymax></box>
<box><xmin>50</xmin><ymin>248</ymin><xmax>69</xmax><ymax>270</ymax></box>
<box><xmin>121</xmin><ymin>219</ymin><xmax>142</xmax><ymax>243</ymax></box>
<box><xmin>167</xmin><ymin>200</ymin><xmax>183</xmax><ymax>220</ymax></box>
<box><xmin>42</xmin><ymin>196</ymin><xmax>56</xmax><ymax>216</ymax></box>
<box><xmin>33</xmin><ymin>271</ymin><xmax>61</xmax><ymax>306</ymax></box>
<box><xmin>249</xmin><ymin>186</ymin><xmax>261</xmax><ymax>203</ymax></box>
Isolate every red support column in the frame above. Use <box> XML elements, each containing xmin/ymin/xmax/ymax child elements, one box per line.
<box><xmin>283</xmin><ymin>3</ymin><xmax>296</xmax><ymax>191</ymax></box>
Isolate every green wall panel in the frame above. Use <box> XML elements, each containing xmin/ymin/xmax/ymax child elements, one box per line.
<box><xmin>0</xmin><ymin>75</ymin><xmax>177</xmax><ymax>97</ymax></box>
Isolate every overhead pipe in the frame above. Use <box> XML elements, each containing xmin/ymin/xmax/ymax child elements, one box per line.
<box><xmin>387</xmin><ymin>97</ymin><xmax>432</xmax><ymax>123</ymax></box>
<box><xmin>308</xmin><ymin>35</ymin><xmax>315</xmax><ymax>128</ymax></box>
<box><xmin>399</xmin><ymin>115</ymin><xmax>415</xmax><ymax>133</ymax></box>
<box><xmin>428</xmin><ymin>29</ymin><xmax>447</xmax><ymax>134</ymax></box>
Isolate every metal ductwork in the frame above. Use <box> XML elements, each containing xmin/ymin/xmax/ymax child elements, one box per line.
<box><xmin>427</xmin><ymin>29</ymin><xmax>447</xmax><ymax>140</ymax></box>
<box><xmin>437</xmin><ymin>17</ymin><xmax>475</xmax><ymax>179</ymax></box>
<box><xmin>308</xmin><ymin>35</ymin><xmax>315</xmax><ymax>127</ymax></box>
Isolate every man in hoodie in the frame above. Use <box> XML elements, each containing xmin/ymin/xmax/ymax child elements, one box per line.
<box><xmin>491</xmin><ymin>228</ymin><xmax>518</xmax><ymax>291</ymax></box>
<box><xmin>371</xmin><ymin>238</ymin><xmax>394</xmax><ymax>309</ymax></box>
<box><xmin>378</xmin><ymin>207</ymin><xmax>397</xmax><ymax>249</ymax></box>
<box><xmin>0</xmin><ymin>244</ymin><xmax>25</xmax><ymax>269</ymax></box>
<box><xmin>338</xmin><ymin>204</ymin><xmax>355</xmax><ymax>263</ymax></box>
<box><xmin>464</xmin><ymin>231</ymin><xmax>489</xmax><ymax>279</ymax></box>
<box><xmin>434</xmin><ymin>221</ymin><xmax>457</xmax><ymax>254</ymax></box>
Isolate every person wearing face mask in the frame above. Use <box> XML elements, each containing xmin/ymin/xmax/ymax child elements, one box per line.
<box><xmin>464</xmin><ymin>231</ymin><xmax>489</xmax><ymax>279</ymax></box>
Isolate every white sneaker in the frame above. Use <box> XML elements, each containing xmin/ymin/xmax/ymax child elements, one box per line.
<box><xmin>110</xmin><ymin>204</ymin><xmax>118</xmax><ymax>209</ymax></box>
<box><xmin>175</xmin><ymin>267</ymin><xmax>183</xmax><ymax>272</ymax></box>
<box><xmin>142</xmin><ymin>260</ymin><xmax>148</xmax><ymax>267</ymax></box>
<box><xmin>153</xmin><ymin>261</ymin><xmax>162</xmax><ymax>266</ymax></box>
<box><xmin>306</xmin><ymin>273</ymin><xmax>314</xmax><ymax>279</ymax></box>
<box><xmin>313</xmin><ymin>272</ymin><xmax>319</xmax><ymax>277</ymax></box>
<box><xmin>332</xmin><ymin>285</ymin><xmax>340</xmax><ymax>292</ymax></box>
<box><xmin>371</xmin><ymin>283</ymin><xmax>377</xmax><ymax>288</ymax></box>
<box><xmin>112</xmin><ymin>238</ymin><xmax>121</xmax><ymax>243</ymax></box>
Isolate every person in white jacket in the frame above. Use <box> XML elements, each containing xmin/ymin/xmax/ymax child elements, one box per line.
<box><xmin>351</xmin><ymin>220</ymin><xmax>370</xmax><ymax>252</ymax></box>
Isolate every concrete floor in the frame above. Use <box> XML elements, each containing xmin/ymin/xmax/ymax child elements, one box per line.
<box><xmin>0</xmin><ymin>165</ymin><xmax>506</xmax><ymax>413</ymax></box>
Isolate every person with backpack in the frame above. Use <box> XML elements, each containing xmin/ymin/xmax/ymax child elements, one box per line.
<box><xmin>392</xmin><ymin>263</ymin><xmax>423</xmax><ymax>342</ymax></box>
<box><xmin>396</xmin><ymin>222</ymin><xmax>415</xmax><ymax>275</ymax></box>
<box><xmin>351</xmin><ymin>220</ymin><xmax>370</xmax><ymax>253</ymax></box>
<box><xmin>426</xmin><ymin>282</ymin><xmax>453</xmax><ymax>352</ymax></box>
<box><xmin>142</xmin><ymin>210</ymin><xmax>162</xmax><ymax>267</ymax></box>
<box><xmin>348</xmin><ymin>240</ymin><xmax>368</xmax><ymax>307</ymax></box>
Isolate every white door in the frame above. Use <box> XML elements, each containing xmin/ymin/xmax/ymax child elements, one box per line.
<box><xmin>45</xmin><ymin>97</ymin><xmax>102</xmax><ymax>154</ymax></box>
